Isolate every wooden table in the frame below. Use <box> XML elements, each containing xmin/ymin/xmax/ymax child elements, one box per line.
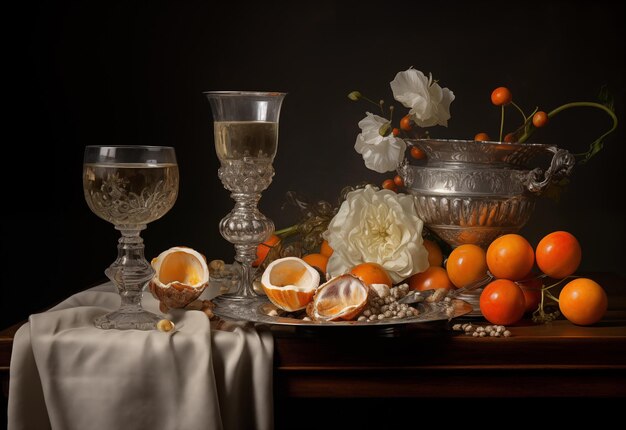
<box><xmin>3</xmin><ymin>273</ymin><xmax>626</xmax><ymax>426</ymax></box>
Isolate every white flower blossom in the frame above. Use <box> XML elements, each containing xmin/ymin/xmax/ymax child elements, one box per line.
<box><xmin>390</xmin><ymin>68</ymin><xmax>455</xmax><ymax>127</ymax></box>
<box><xmin>323</xmin><ymin>185</ymin><xmax>429</xmax><ymax>283</ymax></box>
<box><xmin>354</xmin><ymin>112</ymin><xmax>406</xmax><ymax>173</ymax></box>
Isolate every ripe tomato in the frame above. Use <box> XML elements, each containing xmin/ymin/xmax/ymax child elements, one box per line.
<box><xmin>423</xmin><ymin>239</ymin><xmax>443</xmax><ymax>267</ymax></box>
<box><xmin>474</xmin><ymin>132</ymin><xmax>490</xmax><ymax>141</ymax></box>
<box><xmin>559</xmin><ymin>278</ymin><xmax>607</xmax><ymax>325</ymax></box>
<box><xmin>517</xmin><ymin>276</ymin><xmax>543</xmax><ymax>313</ymax></box>
<box><xmin>407</xmin><ymin>266</ymin><xmax>454</xmax><ymax>291</ymax></box>
<box><xmin>486</xmin><ymin>234</ymin><xmax>535</xmax><ymax>281</ymax></box>
<box><xmin>400</xmin><ymin>114</ymin><xmax>413</xmax><ymax>131</ymax></box>
<box><xmin>479</xmin><ymin>279</ymin><xmax>526</xmax><ymax>325</ymax></box>
<box><xmin>393</xmin><ymin>175</ymin><xmax>404</xmax><ymax>187</ymax></box>
<box><xmin>491</xmin><ymin>86</ymin><xmax>512</xmax><ymax>106</ymax></box>
<box><xmin>535</xmin><ymin>231</ymin><xmax>582</xmax><ymax>279</ymax></box>
<box><xmin>446</xmin><ymin>244</ymin><xmax>488</xmax><ymax>288</ymax></box>
<box><xmin>410</xmin><ymin>146</ymin><xmax>426</xmax><ymax>160</ymax></box>
<box><xmin>532</xmin><ymin>111</ymin><xmax>549</xmax><ymax>128</ymax></box>
<box><xmin>252</xmin><ymin>234</ymin><xmax>281</xmax><ymax>267</ymax></box>
<box><xmin>392</xmin><ymin>127</ymin><xmax>400</xmax><ymax>137</ymax></box>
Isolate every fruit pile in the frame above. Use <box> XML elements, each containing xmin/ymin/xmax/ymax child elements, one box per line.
<box><xmin>255</xmin><ymin>230</ymin><xmax>608</xmax><ymax>327</ymax></box>
<box><xmin>480</xmin><ymin>231</ymin><xmax>607</xmax><ymax>326</ymax></box>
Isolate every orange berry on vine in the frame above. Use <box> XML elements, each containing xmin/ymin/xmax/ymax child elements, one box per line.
<box><xmin>382</xmin><ymin>179</ymin><xmax>397</xmax><ymax>192</ymax></box>
<box><xmin>504</xmin><ymin>132</ymin><xmax>515</xmax><ymax>143</ymax></box>
<box><xmin>491</xmin><ymin>86</ymin><xmax>512</xmax><ymax>106</ymax></box>
<box><xmin>532</xmin><ymin>111</ymin><xmax>549</xmax><ymax>128</ymax></box>
<box><xmin>474</xmin><ymin>132</ymin><xmax>490</xmax><ymax>141</ymax></box>
<box><xmin>393</xmin><ymin>175</ymin><xmax>404</xmax><ymax>187</ymax></box>
<box><xmin>410</xmin><ymin>146</ymin><xmax>426</xmax><ymax>160</ymax></box>
<box><xmin>400</xmin><ymin>114</ymin><xmax>413</xmax><ymax>131</ymax></box>
<box><xmin>392</xmin><ymin>127</ymin><xmax>400</xmax><ymax>137</ymax></box>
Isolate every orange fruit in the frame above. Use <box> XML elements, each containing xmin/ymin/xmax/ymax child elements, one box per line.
<box><xmin>491</xmin><ymin>86</ymin><xmax>512</xmax><ymax>106</ymax></box>
<box><xmin>349</xmin><ymin>262</ymin><xmax>393</xmax><ymax>288</ymax></box>
<box><xmin>479</xmin><ymin>279</ymin><xmax>525</xmax><ymax>325</ymax></box>
<box><xmin>474</xmin><ymin>132</ymin><xmax>490</xmax><ymax>141</ymax></box>
<box><xmin>486</xmin><ymin>234</ymin><xmax>535</xmax><ymax>281</ymax></box>
<box><xmin>407</xmin><ymin>266</ymin><xmax>454</xmax><ymax>291</ymax></box>
<box><xmin>320</xmin><ymin>240</ymin><xmax>334</xmax><ymax>257</ymax></box>
<box><xmin>381</xmin><ymin>179</ymin><xmax>397</xmax><ymax>192</ymax></box>
<box><xmin>400</xmin><ymin>114</ymin><xmax>413</xmax><ymax>131</ymax></box>
<box><xmin>535</xmin><ymin>231</ymin><xmax>581</xmax><ymax>279</ymax></box>
<box><xmin>423</xmin><ymin>239</ymin><xmax>443</xmax><ymax>267</ymax></box>
<box><xmin>252</xmin><ymin>234</ymin><xmax>281</xmax><ymax>267</ymax></box>
<box><xmin>302</xmin><ymin>253</ymin><xmax>329</xmax><ymax>274</ymax></box>
<box><xmin>410</xmin><ymin>146</ymin><xmax>426</xmax><ymax>160</ymax></box>
<box><xmin>559</xmin><ymin>278</ymin><xmax>607</xmax><ymax>326</ymax></box>
<box><xmin>446</xmin><ymin>244</ymin><xmax>488</xmax><ymax>288</ymax></box>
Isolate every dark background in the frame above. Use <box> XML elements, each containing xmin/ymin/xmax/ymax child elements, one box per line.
<box><xmin>2</xmin><ymin>0</ymin><xmax>624</xmax><ymax>329</ymax></box>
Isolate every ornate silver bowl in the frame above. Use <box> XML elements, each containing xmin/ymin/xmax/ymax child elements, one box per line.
<box><xmin>400</xmin><ymin>139</ymin><xmax>576</xmax><ymax>249</ymax></box>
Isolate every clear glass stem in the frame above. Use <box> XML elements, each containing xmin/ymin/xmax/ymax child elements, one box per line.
<box><xmin>94</xmin><ymin>225</ymin><xmax>161</xmax><ymax>329</ymax></box>
<box><xmin>219</xmin><ymin>192</ymin><xmax>274</xmax><ymax>299</ymax></box>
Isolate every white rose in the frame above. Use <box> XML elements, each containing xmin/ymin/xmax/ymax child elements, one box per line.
<box><xmin>354</xmin><ymin>112</ymin><xmax>407</xmax><ymax>173</ymax></box>
<box><xmin>390</xmin><ymin>68</ymin><xmax>455</xmax><ymax>127</ymax></box>
<box><xmin>323</xmin><ymin>185</ymin><xmax>429</xmax><ymax>283</ymax></box>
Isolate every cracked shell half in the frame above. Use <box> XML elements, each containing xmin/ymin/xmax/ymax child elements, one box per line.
<box><xmin>261</xmin><ymin>257</ymin><xmax>321</xmax><ymax>312</ymax></box>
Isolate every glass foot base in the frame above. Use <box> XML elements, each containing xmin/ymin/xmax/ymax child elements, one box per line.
<box><xmin>214</xmin><ymin>292</ymin><xmax>260</xmax><ymax>302</ymax></box>
<box><xmin>94</xmin><ymin>309</ymin><xmax>162</xmax><ymax>330</ymax></box>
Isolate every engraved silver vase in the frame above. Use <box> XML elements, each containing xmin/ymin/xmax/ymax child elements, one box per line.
<box><xmin>400</xmin><ymin>139</ymin><xmax>576</xmax><ymax>249</ymax></box>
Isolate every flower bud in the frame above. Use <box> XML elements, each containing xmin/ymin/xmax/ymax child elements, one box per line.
<box><xmin>347</xmin><ymin>91</ymin><xmax>362</xmax><ymax>101</ymax></box>
<box><xmin>378</xmin><ymin>122</ymin><xmax>391</xmax><ymax>137</ymax></box>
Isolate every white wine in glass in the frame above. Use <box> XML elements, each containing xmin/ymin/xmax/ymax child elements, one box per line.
<box><xmin>205</xmin><ymin>91</ymin><xmax>286</xmax><ymax>300</ymax></box>
<box><xmin>83</xmin><ymin>146</ymin><xmax>179</xmax><ymax>330</ymax></box>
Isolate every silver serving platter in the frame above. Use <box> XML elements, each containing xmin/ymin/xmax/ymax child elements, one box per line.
<box><xmin>212</xmin><ymin>296</ymin><xmax>472</xmax><ymax>327</ymax></box>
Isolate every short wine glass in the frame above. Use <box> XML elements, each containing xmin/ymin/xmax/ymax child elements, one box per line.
<box><xmin>83</xmin><ymin>145</ymin><xmax>179</xmax><ymax>329</ymax></box>
<box><xmin>204</xmin><ymin>91</ymin><xmax>286</xmax><ymax>299</ymax></box>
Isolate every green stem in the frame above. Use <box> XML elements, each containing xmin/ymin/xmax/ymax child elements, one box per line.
<box><xmin>517</xmin><ymin>102</ymin><xmax>618</xmax><ymax>149</ymax></box>
<box><xmin>361</xmin><ymin>94</ymin><xmax>384</xmax><ymax>111</ymax></box>
<box><xmin>274</xmin><ymin>224</ymin><xmax>299</xmax><ymax>238</ymax></box>
<box><xmin>545</xmin><ymin>291</ymin><xmax>560</xmax><ymax>303</ymax></box>
<box><xmin>542</xmin><ymin>276</ymin><xmax>576</xmax><ymax>291</ymax></box>
<box><xmin>499</xmin><ymin>105</ymin><xmax>505</xmax><ymax>142</ymax></box>
<box><xmin>511</xmin><ymin>101</ymin><xmax>528</xmax><ymax>122</ymax></box>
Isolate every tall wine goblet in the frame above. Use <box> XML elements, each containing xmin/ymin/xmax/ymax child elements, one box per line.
<box><xmin>83</xmin><ymin>145</ymin><xmax>179</xmax><ymax>329</ymax></box>
<box><xmin>204</xmin><ymin>91</ymin><xmax>286</xmax><ymax>299</ymax></box>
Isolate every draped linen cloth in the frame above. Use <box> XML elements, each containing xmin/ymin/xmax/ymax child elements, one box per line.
<box><xmin>8</xmin><ymin>283</ymin><xmax>273</xmax><ymax>430</ymax></box>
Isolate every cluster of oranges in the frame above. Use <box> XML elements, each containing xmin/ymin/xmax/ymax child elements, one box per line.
<box><xmin>407</xmin><ymin>231</ymin><xmax>607</xmax><ymax>326</ymax></box>
<box><xmin>254</xmin><ymin>230</ymin><xmax>607</xmax><ymax>326</ymax></box>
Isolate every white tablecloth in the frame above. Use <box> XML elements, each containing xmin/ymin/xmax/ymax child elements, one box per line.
<box><xmin>7</xmin><ymin>283</ymin><xmax>274</xmax><ymax>430</ymax></box>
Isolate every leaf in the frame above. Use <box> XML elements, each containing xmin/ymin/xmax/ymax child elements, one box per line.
<box><xmin>598</xmin><ymin>85</ymin><xmax>614</xmax><ymax>110</ymax></box>
<box><xmin>580</xmin><ymin>136</ymin><xmax>605</xmax><ymax>164</ymax></box>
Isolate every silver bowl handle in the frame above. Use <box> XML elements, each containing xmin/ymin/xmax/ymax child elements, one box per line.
<box><xmin>524</xmin><ymin>147</ymin><xmax>575</xmax><ymax>194</ymax></box>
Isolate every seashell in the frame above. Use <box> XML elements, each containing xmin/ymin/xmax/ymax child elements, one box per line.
<box><xmin>149</xmin><ymin>247</ymin><xmax>210</xmax><ymax>310</ymax></box>
<box><xmin>261</xmin><ymin>257</ymin><xmax>320</xmax><ymax>312</ymax></box>
<box><xmin>307</xmin><ymin>274</ymin><xmax>369</xmax><ymax>322</ymax></box>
